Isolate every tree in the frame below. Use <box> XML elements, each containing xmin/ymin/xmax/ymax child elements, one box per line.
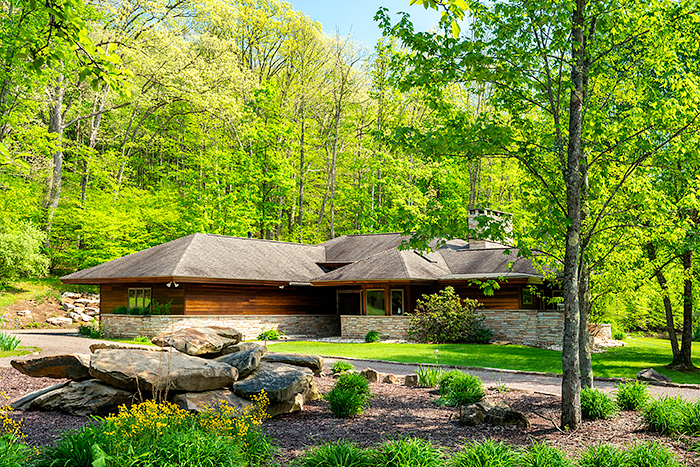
<box><xmin>0</xmin><ymin>222</ymin><xmax>49</xmax><ymax>285</ymax></box>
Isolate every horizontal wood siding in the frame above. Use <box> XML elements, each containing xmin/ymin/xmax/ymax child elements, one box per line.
<box><xmin>426</xmin><ymin>283</ymin><xmax>522</xmax><ymax>310</ymax></box>
<box><xmin>184</xmin><ymin>284</ymin><xmax>336</xmax><ymax>315</ymax></box>
<box><xmin>100</xmin><ymin>283</ymin><xmax>185</xmax><ymax>315</ymax></box>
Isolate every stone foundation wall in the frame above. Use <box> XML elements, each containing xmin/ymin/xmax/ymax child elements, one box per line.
<box><xmin>341</xmin><ymin>310</ymin><xmax>565</xmax><ymax>348</ymax></box>
<box><xmin>101</xmin><ymin>314</ymin><xmax>340</xmax><ymax>340</ymax></box>
<box><xmin>340</xmin><ymin>315</ymin><xmax>410</xmax><ymax>340</ymax></box>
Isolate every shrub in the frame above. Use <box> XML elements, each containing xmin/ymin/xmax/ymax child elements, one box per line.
<box><xmin>258</xmin><ymin>328</ymin><xmax>283</xmax><ymax>340</ymax></box>
<box><xmin>150</xmin><ymin>300</ymin><xmax>172</xmax><ymax>315</ymax></box>
<box><xmin>416</xmin><ymin>365</ymin><xmax>443</xmax><ymax>388</ymax></box>
<box><xmin>374</xmin><ymin>437</ymin><xmax>444</xmax><ymax>467</ymax></box>
<box><xmin>365</xmin><ymin>330</ymin><xmax>381</xmax><ymax>343</ymax></box>
<box><xmin>0</xmin><ymin>331</ymin><xmax>21</xmax><ymax>351</ymax></box>
<box><xmin>325</xmin><ymin>372</ymin><xmax>372</xmax><ymax>418</ymax></box>
<box><xmin>113</xmin><ymin>305</ymin><xmax>128</xmax><ymax>314</ymax></box>
<box><xmin>331</xmin><ymin>361</ymin><xmax>355</xmax><ymax>375</ymax></box>
<box><xmin>438</xmin><ymin>370</ymin><xmax>464</xmax><ymax>395</ymax></box>
<box><xmin>580</xmin><ymin>387</ymin><xmax>618</xmax><ymax>420</ymax></box>
<box><xmin>0</xmin><ymin>435</ymin><xmax>32</xmax><ymax>467</ymax></box>
<box><xmin>133</xmin><ymin>335</ymin><xmax>151</xmax><ymax>344</ymax></box>
<box><xmin>643</xmin><ymin>396</ymin><xmax>689</xmax><ymax>435</ymax></box>
<box><xmin>0</xmin><ymin>222</ymin><xmax>49</xmax><ymax>285</ymax></box>
<box><xmin>578</xmin><ymin>444</ymin><xmax>628</xmax><ymax>467</ymax></box>
<box><xmin>625</xmin><ymin>441</ymin><xmax>681</xmax><ymax>467</ymax></box>
<box><xmin>615</xmin><ymin>381</ymin><xmax>650</xmax><ymax>411</ymax></box>
<box><xmin>77</xmin><ymin>324</ymin><xmax>103</xmax><ymax>339</ymax></box>
<box><xmin>438</xmin><ymin>372</ymin><xmax>485</xmax><ymax>406</ymax></box>
<box><xmin>519</xmin><ymin>442</ymin><xmax>571</xmax><ymax>467</ymax></box>
<box><xmin>293</xmin><ymin>439</ymin><xmax>374</xmax><ymax>467</ymax></box>
<box><xmin>613</xmin><ymin>329</ymin><xmax>626</xmax><ymax>340</ymax></box>
<box><xmin>450</xmin><ymin>439</ymin><xmax>518</xmax><ymax>467</ymax></box>
<box><xmin>408</xmin><ymin>286</ymin><xmax>492</xmax><ymax>344</ymax></box>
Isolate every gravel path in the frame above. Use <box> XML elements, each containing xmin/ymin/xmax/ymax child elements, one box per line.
<box><xmin>0</xmin><ymin>329</ymin><xmax>114</xmax><ymax>368</ymax></box>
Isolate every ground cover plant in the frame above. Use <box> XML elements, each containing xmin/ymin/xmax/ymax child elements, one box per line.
<box><xmin>0</xmin><ymin>330</ymin><xmax>21</xmax><ymax>351</ymax></box>
<box><xmin>268</xmin><ymin>338</ymin><xmax>700</xmax><ymax>384</ymax></box>
<box><xmin>416</xmin><ymin>365</ymin><xmax>443</xmax><ymax>387</ymax></box>
<box><xmin>331</xmin><ymin>361</ymin><xmax>355</xmax><ymax>375</ymax></box>
<box><xmin>643</xmin><ymin>395</ymin><xmax>700</xmax><ymax>436</ymax></box>
<box><xmin>365</xmin><ymin>330</ymin><xmax>381</xmax><ymax>343</ymax></box>
<box><xmin>258</xmin><ymin>329</ymin><xmax>284</xmax><ymax>341</ymax></box>
<box><xmin>437</xmin><ymin>370</ymin><xmax>485</xmax><ymax>406</ymax></box>
<box><xmin>325</xmin><ymin>372</ymin><xmax>372</xmax><ymax>417</ymax></box>
<box><xmin>616</xmin><ymin>381</ymin><xmax>650</xmax><ymax>411</ymax></box>
<box><xmin>580</xmin><ymin>387</ymin><xmax>618</xmax><ymax>420</ymax></box>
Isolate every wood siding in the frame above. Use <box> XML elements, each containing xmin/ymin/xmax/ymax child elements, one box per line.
<box><xmin>100</xmin><ymin>283</ymin><xmax>185</xmax><ymax>315</ymax></box>
<box><xmin>184</xmin><ymin>284</ymin><xmax>336</xmax><ymax>316</ymax></box>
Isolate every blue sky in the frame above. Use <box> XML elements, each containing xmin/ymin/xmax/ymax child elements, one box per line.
<box><xmin>287</xmin><ymin>1</ymin><xmax>442</xmax><ymax>49</ymax></box>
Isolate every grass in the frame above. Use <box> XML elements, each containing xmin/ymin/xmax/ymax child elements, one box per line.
<box><xmin>268</xmin><ymin>337</ymin><xmax>700</xmax><ymax>384</ymax></box>
<box><xmin>0</xmin><ymin>346</ymin><xmax>38</xmax><ymax>358</ymax></box>
<box><xmin>0</xmin><ymin>278</ymin><xmax>88</xmax><ymax>310</ymax></box>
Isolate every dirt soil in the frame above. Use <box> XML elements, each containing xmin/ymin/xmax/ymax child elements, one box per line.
<box><xmin>0</xmin><ymin>299</ymin><xmax>76</xmax><ymax>330</ymax></box>
<box><xmin>2</xmin><ymin>368</ymin><xmax>699</xmax><ymax>466</ymax></box>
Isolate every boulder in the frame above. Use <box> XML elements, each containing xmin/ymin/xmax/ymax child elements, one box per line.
<box><xmin>16</xmin><ymin>310</ymin><xmax>31</xmax><ymax>317</ymax></box>
<box><xmin>262</xmin><ymin>353</ymin><xmax>323</xmax><ymax>375</ymax></box>
<box><xmin>267</xmin><ymin>393</ymin><xmax>305</xmax><ymax>417</ymax></box>
<box><xmin>220</xmin><ymin>342</ymin><xmax>267</xmax><ymax>355</ymax></box>
<box><xmin>383</xmin><ymin>374</ymin><xmax>399</xmax><ymax>384</ymax></box>
<box><xmin>459</xmin><ymin>401</ymin><xmax>530</xmax><ymax>428</ymax></box>
<box><xmin>233</xmin><ymin>362</ymin><xmax>313</xmax><ymax>403</ymax></box>
<box><xmin>152</xmin><ymin>327</ymin><xmax>242</xmax><ymax>356</ymax></box>
<box><xmin>11</xmin><ymin>354</ymin><xmax>91</xmax><ymax>380</ymax></box>
<box><xmin>460</xmin><ymin>404</ymin><xmax>486</xmax><ymax>426</ymax></box>
<box><xmin>12</xmin><ymin>383</ymin><xmax>69</xmax><ymax>410</ymax></box>
<box><xmin>360</xmin><ymin>368</ymin><xmax>380</xmax><ymax>383</ymax></box>
<box><xmin>47</xmin><ymin>316</ymin><xmax>73</xmax><ymax>326</ymax></box>
<box><xmin>24</xmin><ymin>380</ymin><xmax>134</xmax><ymax>416</ymax></box>
<box><xmin>89</xmin><ymin>342</ymin><xmax>166</xmax><ymax>353</ymax></box>
<box><xmin>89</xmin><ymin>349</ymin><xmax>238</xmax><ymax>392</ymax></box>
<box><xmin>215</xmin><ymin>347</ymin><xmax>265</xmax><ymax>379</ymax></box>
<box><xmin>171</xmin><ymin>389</ymin><xmax>252</xmax><ymax>413</ymax></box>
<box><xmin>404</xmin><ymin>374</ymin><xmax>419</xmax><ymax>387</ymax></box>
<box><xmin>637</xmin><ymin>368</ymin><xmax>671</xmax><ymax>383</ymax></box>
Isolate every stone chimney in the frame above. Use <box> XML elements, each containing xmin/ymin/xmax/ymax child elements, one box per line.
<box><xmin>467</xmin><ymin>209</ymin><xmax>513</xmax><ymax>249</ymax></box>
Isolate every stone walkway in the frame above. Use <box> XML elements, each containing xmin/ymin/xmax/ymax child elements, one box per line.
<box><xmin>3</xmin><ymin>329</ymin><xmax>699</xmax><ymax>400</ymax></box>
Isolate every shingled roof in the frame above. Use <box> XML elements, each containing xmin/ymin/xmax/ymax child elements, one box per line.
<box><xmin>61</xmin><ymin>232</ymin><xmax>544</xmax><ymax>285</ymax></box>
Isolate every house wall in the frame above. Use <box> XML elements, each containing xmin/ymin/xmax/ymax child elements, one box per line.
<box><xmin>184</xmin><ymin>284</ymin><xmax>335</xmax><ymax>315</ymax></box>
<box><xmin>101</xmin><ymin>314</ymin><xmax>340</xmax><ymax>340</ymax></box>
<box><xmin>341</xmin><ymin>315</ymin><xmax>410</xmax><ymax>340</ymax></box>
<box><xmin>100</xmin><ymin>284</ymin><xmax>185</xmax><ymax>315</ymax></box>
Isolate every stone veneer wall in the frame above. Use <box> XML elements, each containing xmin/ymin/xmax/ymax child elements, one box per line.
<box><xmin>340</xmin><ymin>315</ymin><xmax>410</xmax><ymax>340</ymax></box>
<box><xmin>101</xmin><ymin>314</ymin><xmax>340</xmax><ymax>341</ymax></box>
<box><xmin>341</xmin><ymin>310</ymin><xmax>565</xmax><ymax>348</ymax></box>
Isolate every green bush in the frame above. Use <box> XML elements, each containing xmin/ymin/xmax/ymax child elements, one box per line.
<box><xmin>580</xmin><ymin>387</ymin><xmax>618</xmax><ymax>420</ymax></box>
<box><xmin>438</xmin><ymin>370</ymin><xmax>464</xmax><ymax>395</ymax></box>
<box><xmin>374</xmin><ymin>437</ymin><xmax>444</xmax><ymax>467</ymax></box>
<box><xmin>626</xmin><ymin>441</ymin><xmax>681</xmax><ymax>467</ymax></box>
<box><xmin>613</xmin><ymin>329</ymin><xmax>626</xmax><ymax>340</ymax></box>
<box><xmin>408</xmin><ymin>286</ymin><xmax>492</xmax><ymax>344</ymax></box>
<box><xmin>416</xmin><ymin>365</ymin><xmax>443</xmax><ymax>388</ymax></box>
<box><xmin>34</xmin><ymin>426</ymin><xmax>107</xmax><ymax>467</ymax></box>
<box><xmin>615</xmin><ymin>381</ymin><xmax>650</xmax><ymax>411</ymax></box>
<box><xmin>258</xmin><ymin>329</ymin><xmax>284</xmax><ymax>340</ymax></box>
<box><xmin>578</xmin><ymin>444</ymin><xmax>628</xmax><ymax>467</ymax></box>
<box><xmin>0</xmin><ymin>434</ymin><xmax>32</xmax><ymax>467</ymax></box>
<box><xmin>365</xmin><ymin>330</ymin><xmax>381</xmax><ymax>343</ymax></box>
<box><xmin>643</xmin><ymin>396</ymin><xmax>689</xmax><ymax>435</ymax></box>
<box><xmin>325</xmin><ymin>372</ymin><xmax>372</xmax><ymax>418</ymax></box>
<box><xmin>331</xmin><ymin>361</ymin><xmax>355</xmax><ymax>375</ymax></box>
<box><xmin>77</xmin><ymin>324</ymin><xmax>104</xmax><ymax>339</ymax></box>
<box><xmin>113</xmin><ymin>305</ymin><xmax>128</xmax><ymax>314</ymax></box>
<box><xmin>293</xmin><ymin>439</ymin><xmax>374</xmax><ymax>467</ymax></box>
<box><xmin>519</xmin><ymin>442</ymin><xmax>571</xmax><ymax>467</ymax></box>
<box><xmin>450</xmin><ymin>439</ymin><xmax>518</xmax><ymax>467</ymax></box>
<box><xmin>438</xmin><ymin>372</ymin><xmax>485</xmax><ymax>406</ymax></box>
<box><xmin>0</xmin><ymin>222</ymin><xmax>49</xmax><ymax>286</ymax></box>
<box><xmin>0</xmin><ymin>331</ymin><xmax>21</xmax><ymax>351</ymax></box>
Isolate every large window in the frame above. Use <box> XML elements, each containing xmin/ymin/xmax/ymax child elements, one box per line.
<box><xmin>129</xmin><ymin>288</ymin><xmax>152</xmax><ymax>310</ymax></box>
<box><xmin>391</xmin><ymin>289</ymin><xmax>404</xmax><ymax>315</ymax></box>
<box><xmin>366</xmin><ymin>289</ymin><xmax>385</xmax><ymax>315</ymax></box>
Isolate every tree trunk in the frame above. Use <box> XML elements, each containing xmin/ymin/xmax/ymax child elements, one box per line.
<box><xmin>669</xmin><ymin>249</ymin><xmax>696</xmax><ymax>370</ymax></box>
<box><xmin>44</xmin><ymin>77</ymin><xmax>65</xmax><ymax>247</ymax></box>
<box><xmin>645</xmin><ymin>242</ymin><xmax>680</xmax><ymax>360</ymax></box>
<box><xmin>578</xmin><ymin>125</ymin><xmax>593</xmax><ymax>389</ymax></box>
<box><xmin>298</xmin><ymin>102</ymin><xmax>305</xmax><ymax>243</ymax></box>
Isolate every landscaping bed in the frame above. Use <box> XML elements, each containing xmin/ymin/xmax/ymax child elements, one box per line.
<box><xmin>2</xmin><ymin>367</ymin><xmax>698</xmax><ymax>465</ymax></box>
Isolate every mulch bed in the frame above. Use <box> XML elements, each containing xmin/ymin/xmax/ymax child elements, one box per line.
<box><xmin>1</xmin><ymin>367</ymin><xmax>698</xmax><ymax>465</ymax></box>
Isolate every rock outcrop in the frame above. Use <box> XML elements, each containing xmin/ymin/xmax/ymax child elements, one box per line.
<box><xmin>234</xmin><ymin>361</ymin><xmax>314</xmax><ymax>403</ymax></box>
<box><xmin>21</xmin><ymin>380</ymin><xmax>133</xmax><ymax>416</ymax></box>
<box><xmin>262</xmin><ymin>353</ymin><xmax>323</xmax><ymax>375</ymax></box>
<box><xmin>637</xmin><ymin>368</ymin><xmax>671</xmax><ymax>383</ymax></box>
<box><xmin>11</xmin><ymin>354</ymin><xmax>91</xmax><ymax>380</ymax></box>
<box><xmin>152</xmin><ymin>327</ymin><xmax>243</xmax><ymax>357</ymax></box>
<box><xmin>215</xmin><ymin>347</ymin><xmax>265</xmax><ymax>379</ymax></box>
<box><xmin>459</xmin><ymin>401</ymin><xmax>530</xmax><ymax>428</ymax></box>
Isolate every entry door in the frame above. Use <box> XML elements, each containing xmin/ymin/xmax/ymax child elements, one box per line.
<box><xmin>337</xmin><ymin>291</ymin><xmax>362</xmax><ymax>315</ymax></box>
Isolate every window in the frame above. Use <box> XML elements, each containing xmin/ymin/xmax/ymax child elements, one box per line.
<box><xmin>522</xmin><ymin>287</ymin><xmax>533</xmax><ymax>305</ymax></box>
<box><xmin>366</xmin><ymin>290</ymin><xmax>385</xmax><ymax>315</ymax></box>
<box><xmin>128</xmin><ymin>288</ymin><xmax>152</xmax><ymax>310</ymax></box>
<box><xmin>391</xmin><ymin>289</ymin><xmax>404</xmax><ymax>315</ymax></box>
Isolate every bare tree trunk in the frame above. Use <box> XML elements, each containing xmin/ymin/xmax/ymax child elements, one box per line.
<box><xmin>298</xmin><ymin>103</ymin><xmax>305</xmax><ymax>243</ymax></box>
<box><xmin>44</xmin><ymin>77</ymin><xmax>65</xmax><ymax>247</ymax></box>
<box><xmin>671</xmin><ymin>249</ymin><xmax>696</xmax><ymax>370</ymax></box>
<box><xmin>579</xmin><ymin>134</ymin><xmax>593</xmax><ymax>389</ymax></box>
<box><xmin>645</xmin><ymin>242</ymin><xmax>680</xmax><ymax>360</ymax></box>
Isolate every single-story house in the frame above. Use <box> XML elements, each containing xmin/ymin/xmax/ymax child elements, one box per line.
<box><xmin>61</xmin><ymin>210</ymin><xmax>565</xmax><ymax>347</ymax></box>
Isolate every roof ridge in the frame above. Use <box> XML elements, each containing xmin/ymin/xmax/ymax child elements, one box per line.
<box><xmin>397</xmin><ymin>249</ymin><xmax>410</xmax><ymax>278</ymax></box>
<box><xmin>171</xmin><ymin>233</ymin><xmax>200</xmax><ymax>276</ymax></box>
<box><xmin>201</xmin><ymin>233</ymin><xmax>323</xmax><ymax>248</ymax></box>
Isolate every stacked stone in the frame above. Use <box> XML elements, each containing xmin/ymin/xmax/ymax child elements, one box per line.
<box><xmin>50</xmin><ymin>292</ymin><xmax>101</xmax><ymax>325</ymax></box>
<box><xmin>10</xmin><ymin>326</ymin><xmax>323</xmax><ymax>418</ymax></box>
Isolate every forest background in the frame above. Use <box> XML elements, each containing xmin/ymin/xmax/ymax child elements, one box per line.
<box><xmin>0</xmin><ymin>0</ymin><xmax>697</xmax><ymax>341</ymax></box>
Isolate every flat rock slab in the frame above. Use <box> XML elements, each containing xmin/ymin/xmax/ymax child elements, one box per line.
<box><xmin>171</xmin><ymin>389</ymin><xmax>252</xmax><ymax>413</ymax></box>
<box><xmin>152</xmin><ymin>327</ymin><xmax>243</xmax><ymax>356</ymax></box>
<box><xmin>234</xmin><ymin>362</ymin><xmax>313</xmax><ymax>403</ymax></box>
<box><xmin>637</xmin><ymin>368</ymin><xmax>672</xmax><ymax>383</ymax></box>
<box><xmin>11</xmin><ymin>354</ymin><xmax>91</xmax><ymax>380</ymax></box>
<box><xmin>262</xmin><ymin>353</ymin><xmax>323</xmax><ymax>374</ymax></box>
<box><xmin>89</xmin><ymin>343</ymin><xmax>166</xmax><ymax>353</ymax></box>
<box><xmin>90</xmin><ymin>349</ymin><xmax>238</xmax><ymax>392</ymax></box>
<box><xmin>220</xmin><ymin>342</ymin><xmax>267</xmax><ymax>355</ymax></box>
<box><xmin>215</xmin><ymin>347</ymin><xmax>266</xmax><ymax>378</ymax></box>
<box><xmin>25</xmin><ymin>380</ymin><xmax>134</xmax><ymax>416</ymax></box>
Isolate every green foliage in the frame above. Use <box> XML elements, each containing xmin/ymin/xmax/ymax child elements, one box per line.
<box><xmin>0</xmin><ymin>222</ymin><xmax>49</xmax><ymax>285</ymax></box>
<box><xmin>416</xmin><ymin>365</ymin><xmax>443</xmax><ymax>388</ymax></box>
<box><xmin>450</xmin><ymin>440</ymin><xmax>518</xmax><ymax>467</ymax></box>
<box><xmin>409</xmin><ymin>287</ymin><xmax>492</xmax><ymax>344</ymax></box>
<box><xmin>150</xmin><ymin>301</ymin><xmax>172</xmax><ymax>315</ymax></box>
<box><xmin>580</xmin><ymin>388</ymin><xmax>618</xmax><ymax>420</ymax></box>
<box><xmin>643</xmin><ymin>396</ymin><xmax>690</xmax><ymax>435</ymax></box>
<box><xmin>615</xmin><ymin>381</ymin><xmax>650</xmax><ymax>411</ymax></box>
<box><xmin>578</xmin><ymin>444</ymin><xmax>629</xmax><ymax>467</ymax></box>
<box><xmin>625</xmin><ymin>442</ymin><xmax>682</xmax><ymax>467</ymax></box>
<box><xmin>518</xmin><ymin>442</ymin><xmax>571</xmax><ymax>467</ymax></box>
<box><xmin>257</xmin><ymin>329</ymin><xmax>284</xmax><ymax>341</ymax></box>
<box><xmin>34</xmin><ymin>426</ymin><xmax>106</xmax><ymax>467</ymax></box>
<box><xmin>133</xmin><ymin>336</ymin><xmax>151</xmax><ymax>344</ymax></box>
<box><xmin>0</xmin><ymin>434</ymin><xmax>31</xmax><ymax>467</ymax></box>
<box><xmin>0</xmin><ymin>332</ymin><xmax>21</xmax><ymax>351</ymax></box>
<box><xmin>613</xmin><ymin>330</ymin><xmax>626</xmax><ymax>341</ymax></box>
<box><xmin>325</xmin><ymin>372</ymin><xmax>372</xmax><ymax>418</ymax></box>
<box><xmin>374</xmin><ymin>437</ymin><xmax>445</xmax><ymax>467</ymax></box>
<box><xmin>330</xmin><ymin>361</ymin><xmax>354</xmax><ymax>375</ymax></box>
<box><xmin>77</xmin><ymin>324</ymin><xmax>103</xmax><ymax>339</ymax></box>
<box><xmin>292</xmin><ymin>439</ymin><xmax>374</xmax><ymax>467</ymax></box>
<box><xmin>436</xmin><ymin>371</ymin><xmax>485</xmax><ymax>407</ymax></box>
<box><xmin>364</xmin><ymin>330</ymin><xmax>381</xmax><ymax>343</ymax></box>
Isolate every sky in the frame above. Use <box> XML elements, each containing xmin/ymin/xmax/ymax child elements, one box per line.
<box><xmin>287</xmin><ymin>0</ymin><xmax>443</xmax><ymax>49</ymax></box>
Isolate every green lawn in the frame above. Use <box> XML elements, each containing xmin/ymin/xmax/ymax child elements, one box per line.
<box><xmin>0</xmin><ymin>346</ymin><xmax>40</xmax><ymax>358</ymax></box>
<box><xmin>267</xmin><ymin>337</ymin><xmax>700</xmax><ymax>384</ymax></box>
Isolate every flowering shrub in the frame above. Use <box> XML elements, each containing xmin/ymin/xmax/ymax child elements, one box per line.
<box><xmin>408</xmin><ymin>287</ymin><xmax>493</xmax><ymax>344</ymax></box>
<box><xmin>0</xmin><ymin>393</ymin><xmax>34</xmax><ymax>467</ymax></box>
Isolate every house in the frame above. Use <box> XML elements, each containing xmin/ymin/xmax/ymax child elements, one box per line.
<box><xmin>61</xmin><ymin>209</ymin><xmax>565</xmax><ymax>347</ymax></box>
